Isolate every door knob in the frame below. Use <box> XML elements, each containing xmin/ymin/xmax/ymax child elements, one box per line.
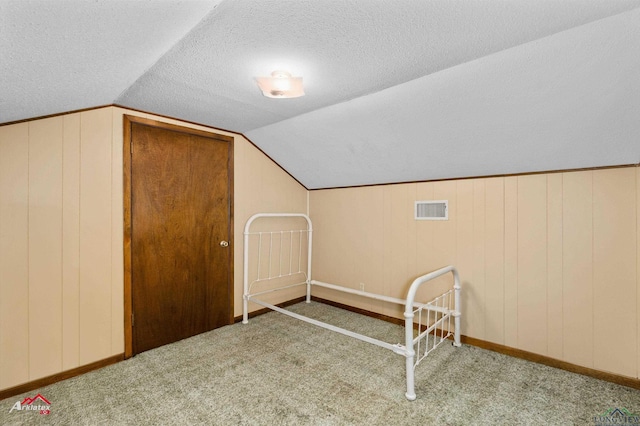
<box><xmin>219</xmin><ymin>240</ymin><xmax>229</xmax><ymax>247</ymax></box>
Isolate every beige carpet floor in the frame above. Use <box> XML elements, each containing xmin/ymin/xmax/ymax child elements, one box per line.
<box><xmin>1</xmin><ymin>301</ymin><xmax>639</xmax><ymax>425</ymax></box>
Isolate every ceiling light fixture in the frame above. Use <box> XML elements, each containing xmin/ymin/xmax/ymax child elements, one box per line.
<box><xmin>256</xmin><ymin>70</ymin><xmax>304</xmax><ymax>99</ymax></box>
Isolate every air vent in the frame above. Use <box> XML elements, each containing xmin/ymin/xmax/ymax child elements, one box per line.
<box><xmin>415</xmin><ymin>200</ymin><xmax>448</xmax><ymax>220</ymax></box>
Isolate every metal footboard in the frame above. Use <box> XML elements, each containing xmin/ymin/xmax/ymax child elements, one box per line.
<box><xmin>403</xmin><ymin>265</ymin><xmax>461</xmax><ymax>400</ymax></box>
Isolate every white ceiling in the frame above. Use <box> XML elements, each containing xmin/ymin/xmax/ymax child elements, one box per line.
<box><xmin>2</xmin><ymin>0</ymin><xmax>639</xmax><ymax>189</ymax></box>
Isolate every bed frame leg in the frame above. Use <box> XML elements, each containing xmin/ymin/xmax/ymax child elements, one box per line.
<box><xmin>404</xmin><ymin>310</ymin><xmax>417</xmax><ymax>401</ymax></box>
<box><xmin>453</xmin><ymin>312</ymin><xmax>461</xmax><ymax>347</ymax></box>
<box><xmin>242</xmin><ymin>296</ymin><xmax>249</xmax><ymax>324</ymax></box>
<box><xmin>453</xmin><ymin>278</ymin><xmax>461</xmax><ymax>347</ymax></box>
<box><xmin>405</xmin><ymin>353</ymin><xmax>416</xmax><ymax>401</ymax></box>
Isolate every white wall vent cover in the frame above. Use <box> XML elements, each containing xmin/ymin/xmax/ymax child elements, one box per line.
<box><xmin>415</xmin><ymin>200</ymin><xmax>448</xmax><ymax>220</ymax></box>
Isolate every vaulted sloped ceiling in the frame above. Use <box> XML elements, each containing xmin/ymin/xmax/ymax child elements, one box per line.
<box><xmin>2</xmin><ymin>0</ymin><xmax>639</xmax><ymax>189</ymax></box>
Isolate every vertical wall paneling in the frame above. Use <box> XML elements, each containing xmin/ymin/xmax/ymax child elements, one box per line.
<box><xmin>562</xmin><ymin>171</ymin><xmax>594</xmax><ymax>368</ymax></box>
<box><xmin>111</xmin><ymin>110</ymin><xmax>124</xmax><ymax>353</ymax></box>
<box><xmin>414</xmin><ymin>182</ymin><xmax>435</xmax><ymax>302</ymax></box>
<box><xmin>62</xmin><ymin>114</ymin><xmax>81</xmax><ymax>370</ymax></box>
<box><xmin>260</xmin><ymin>158</ymin><xmax>281</xmax><ymax>212</ymax></box>
<box><xmin>333</xmin><ymin>190</ymin><xmax>360</xmax><ymax>309</ymax></box>
<box><xmin>308</xmin><ymin>191</ymin><xmax>331</xmax><ymax>296</ymax></box>
<box><xmin>414</xmin><ymin>182</ymin><xmax>434</xmax><ymax>272</ymax></box>
<box><xmin>79</xmin><ymin>109</ymin><xmax>113</xmax><ymax>364</ymax></box>
<box><xmin>310</xmin><ymin>187</ymin><xmax>385</xmax><ymax>313</ymax></box>
<box><xmin>516</xmin><ymin>175</ymin><xmax>547</xmax><ymax>354</ymax></box>
<box><xmin>472</xmin><ymin>179</ymin><xmax>486</xmax><ymax>340</ymax></box>
<box><xmin>353</xmin><ymin>187</ymin><xmax>384</xmax><ymax>312</ymax></box>
<box><xmin>592</xmin><ymin>168</ymin><xmax>637</xmax><ymax>377</ymax></box>
<box><xmin>232</xmin><ymin>138</ymin><xmax>258</xmax><ymax>315</ymax></box>
<box><xmin>345</xmin><ymin>189</ymin><xmax>364</xmax><ymax>307</ymax></box>
<box><xmin>233</xmin><ymin>135</ymin><xmax>308</xmax><ymax>315</ymax></box>
<box><xmin>382</xmin><ymin>184</ymin><xmax>412</xmax><ymax>318</ymax></box>
<box><xmin>308</xmin><ymin>166</ymin><xmax>638</xmax><ymax>378</ymax></box>
<box><xmin>503</xmin><ymin>177</ymin><xmax>518</xmax><ymax>347</ymax></box>
<box><xmin>232</xmin><ymin>139</ymin><xmax>247</xmax><ymax>315</ymax></box>
<box><xmin>243</xmin><ymin>136</ymin><xmax>260</xmax><ymax>216</ymax></box>
<box><xmin>429</xmin><ymin>181</ymin><xmax>456</xmax><ymax>301</ymax></box>
<box><xmin>405</xmin><ymin>185</ymin><xmax>418</xmax><ymax>289</ymax></box>
<box><xmin>456</xmin><ymin>180</ymin><xmax>475</xmax><ymax>336</ymax></box>
<box><xmin>331</xmin><ymin>191</ymin><xmax>351</xmax><ymax>304</ymax></box>
<box><xmin>484</xmin><ymin>177</ymin><xmax>505</xmax><ymax>345</ymax></box>
<box><xmin>546</xmin><ymin>173</ymin><xmax>564</xmax><ymax>360</ymax></box>
<box><xmin>414</xmin><ymin>181</ymin><xmax>453</xmax><ymax>306</ymax></box>
<box><xmin>28</xmin><ymin>117</ymin><xmax>64</xmax><ymax>380</ymax></box>
<box><xmin>365</xmin><ymin>187</ymin><xmax>385</xmax><ymax>303</ymax></box>
<box><xmin>381</xmin><ymin>186</ymin><xmax>393</xmax><ymax>317</ymax></box>
<box><xmin>0</xmin><ymin>123</ymin><xmax>30</xmax><ymax>389</ymax></box>
<box><xmin>637</xmin><ymin>167</ymin><xmax>640</xmax><ymax>379</ymax></box>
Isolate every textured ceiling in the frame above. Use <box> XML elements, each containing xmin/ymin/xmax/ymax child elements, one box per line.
<box><xmin>0</xmin><ymin>0</ymin><xmax>220</xmax><ymax>123</ymax></box>
<box><xmin>2</xmin><ymin>0</ymin><xmax>639</xmax><ymax>189</ymax></box>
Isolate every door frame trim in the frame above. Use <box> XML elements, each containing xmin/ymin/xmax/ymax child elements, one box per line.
<box><xmin>123</xmin><ymin>115</ymin><xmax>234</xmax><ymax>358</ymax></box>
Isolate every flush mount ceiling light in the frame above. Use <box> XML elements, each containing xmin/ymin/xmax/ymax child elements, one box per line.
<box><xmin>256</xmin><ymin>70</ymin><xmax>304</xmax><ymax>99</ymax></box>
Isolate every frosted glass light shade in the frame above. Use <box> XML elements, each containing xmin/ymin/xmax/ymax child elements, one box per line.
<box><xmin>256</xmin><ymin>70</ymin><xmax>304</xmax><ymax>98</ymax></box>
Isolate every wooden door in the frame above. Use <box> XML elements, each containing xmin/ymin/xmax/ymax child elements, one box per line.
<box><xmin>124</xmin><ymin>116</ymin><xmax>233</xmax><ymax>356</ymax></box>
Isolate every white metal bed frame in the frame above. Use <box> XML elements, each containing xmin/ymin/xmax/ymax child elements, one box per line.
<box><xmin>242</xmin><ymin>213</ymin><xmax>461</xmax><ymax>401</ymax></box>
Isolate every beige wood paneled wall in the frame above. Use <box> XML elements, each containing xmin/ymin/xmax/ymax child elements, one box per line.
<box><xmin>233</xmin><ymin>134</ymin><xmax>309</xmax><ymax>315</ymax></box>
<box><xmin>0</xmin><ymin>107</ymin><xmax>307</xmax><ymax>392</ymax></box>
<box><xmin>309</xmin><ymin>167</ymin><xmax>639</xmax><ymax>379</ymax></box>
<box><xmin>0</xmin><ymin>109</ymin><xmax>121</xmax><ymax>390</ymax></box>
